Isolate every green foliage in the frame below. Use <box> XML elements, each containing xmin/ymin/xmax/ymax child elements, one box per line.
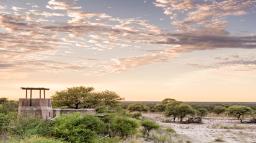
<box><xmin>52</xmin><ymin>86</ymin><xmax>122</xmax><ymax>109</ymax></box>
<box><xmin>161</xmin><ymin>98</ymin><xmax>176</xmax><ymax>106</ymax></box>
<box><xmin>213</xmin><ymin>106</ymin><xmax>226</xmax><ymax>115</ymax></box>
<box><xmin>130</xmin><ymin>112</ymin><xmax>142</xmax><ymax>119</ymax></box>
<box><xmin>110</xmin><ymin>116</ymin><xmax>139</xmax><ymax>138</ymax></box>
<box><xmin>95</xmin><ymin>105</ymin><xmax>110</xmax><ymax>113</ymax></box>
<box><xmin>52</xmin><ymin>86</ymin><xmax>94</xmax><ymax>109</ymax></box>
<box><xmin>0</xmin><ymin>113</ymin><xmax>10</xmax><ymax>134</ymax></box>
<box><xmin>165</xmin><ymin>102</ymin><xmax>195</xmax><ymax>122</ymax></box>
<box><xmin>227</xmin><ymin>105</ymin><xmax>252</xmax><ymax>123</ymax></box>
<box><xmin>153</xmin><ymin>104</ymin><xmax>166</xmax><ymax>112</ymax></box>
<box><xmin>164</xmin><ymin>101</ymin><xmax>182</xmax><ymax>122</ymax></box>
<box><xmin>10</xmin><ymin>117</ymin><xmax>51</xmax><ymax>138</ymax></box>
<box><xmin>20</xmin><ymin>136</ymin><xmax>66</xmax><ymax>143</ymax></box>
<box><xmin>176</xmin><ymin>103</ymin><xmax>195</xmax><ymax>122</ymax></box>
<box><xmin>128</xmin><ymin>104</ymin><xmax>149</xmax><ymax>112</ymax></box>
<box><xmin>0</xmin><ymin>100</ymin><xmax>18</xmax><ymax>114</ymax></box>
<box><xmin>51</xmin><ymin>113</ymin><xmax>105</xmax><ymax>143</ymax></box>
<box><xmin>95</xmin><ymin>90</ymin><xmax>122</xmax><ymax>107</ymax></box>
<box><xmin>141</xmin><ymin>119</ymin><xmax>159</xmax><ymax>138</ymax></box>
<box><xmin>196</xmin><ymin>108</ymin><xmax>208</xmax><ymax>117</ymax></box>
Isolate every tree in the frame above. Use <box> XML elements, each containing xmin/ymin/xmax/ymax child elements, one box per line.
<box><xmin>161</xmin><ymin>98</ymin><xmax>176</xmax><ymax>106</ymax></box>
<box><xmin>52</xmin><ymin>86</ymin><xmax>94</xmax><ymax>109</ymax></box>
<box><xmin>196</xmin><ymin>108</ymin><xmax>208</xmax><ymax>117</ymax></box>
<box><xmin>95</xmin><ymin>90</ymin><xmax>122</xmax><ymax>107</ymax></box>
<box><xmin>227</xmin><ymin>105</ymin><xmax>252</xmax><ymax>123</ymax></box>
<box><xmin>213</xmin><ymin>106</ymin><xmax>226</xmax><ymax>115</ymax></box>
<box><xmin>127</xmin><ymin>104</ymin><xmax>149</xmax><ymax>112</ymax></box>
<box><xmin>164</xmin><ymin>101</ymin><xmax>181</xmax><ymax>122</ymax></box>
<box><xmin>141</xmin><ymin>119</ymin><xmax>159</xmax><ymax>138</ymax></box>
<box><xmin>176</xmin><ymin>103</ymin><xmax>195</xmax><ymax>122</ymax></box>
<box><xmin>153</xmin><ymin>104</ymin><xmax>166</xmax><ymax>112</ymax></box>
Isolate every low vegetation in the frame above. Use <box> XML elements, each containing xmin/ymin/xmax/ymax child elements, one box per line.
<box><xmin>1</xmin><ymin>87</ymin><xmax>256</xmax><ymax>143</ymax></box>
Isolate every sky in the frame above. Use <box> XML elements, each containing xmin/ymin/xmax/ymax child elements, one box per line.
<box><xmin>0</xmin><ymin>0</ymin><xmax>256</xmax><ymax>102</ymax></box>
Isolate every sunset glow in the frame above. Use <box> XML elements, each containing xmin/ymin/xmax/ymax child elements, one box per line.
<box><xmin>1</xmin><ymin>0</ymin><xmax>256</xmax><ymax>101</ymax></box>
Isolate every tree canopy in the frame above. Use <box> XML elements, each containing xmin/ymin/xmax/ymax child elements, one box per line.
<box><xmin>52</xmin><ymin>86</ymin><xmax>122</xmax><ymax>109</ymax></box>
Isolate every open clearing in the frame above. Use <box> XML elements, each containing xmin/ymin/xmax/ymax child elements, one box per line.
<box><xmin>143</xmin><ymin>113</ymin><xmax>256</xmax><ymax>143</ymax></box>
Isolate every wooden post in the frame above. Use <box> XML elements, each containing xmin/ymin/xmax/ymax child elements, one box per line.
<box><xmin>44</xmin><ymin>90</ymin><xmax>45</xmax><ymax>99</ymax></box>
<box><xmin>30</xmin><ymin>90</ymin><xmax>32</xmax><ymax>106</ymax></box>
<box><xmin>25</xmin><ymin>89</ymin><xmax>27</xmax><ymax>99</ymax></box>
<box><xmin>39</xmin><ymin>90</ymin><xmax>41</xmax><ymax>99</ymax></box>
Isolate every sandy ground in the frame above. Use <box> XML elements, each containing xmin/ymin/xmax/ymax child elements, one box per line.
<box><xmin>143</xmin><ymin>113</ymin><xmax>256</xmax><ymax>143</ymax></box>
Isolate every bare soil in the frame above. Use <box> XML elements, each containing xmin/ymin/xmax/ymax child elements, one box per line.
<box><xmin>143</xmin><ymin>113</ymin><xmax>256</xmax><ymax>143</ymax></box>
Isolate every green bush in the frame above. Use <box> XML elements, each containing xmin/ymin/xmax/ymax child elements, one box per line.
<box><xmin>128</xmin><ymin>104</ymin><xmax>149</xmax><ymax>112</ymax></box>
<box><xmin>196</xmin><ymin>108</ymin><xmax>208</xmax><ymax>117</ymax></box>
<box><xmin>153</xmin><ymin>104</ymin><xmax>166</xmax><ymax>112</ymax></box>
<box><xmin>141</xmin><ymin>119</ymin><xmax>159</xmax><ymax>138</ymax></box>
<box><xmin>110</xmin><ymin>116</ymin><xmax>139</xmax><ymax>138</ymax></box>
<box><xmin>10</xmin><ymin>117</ymin><xmax>51</xmax><ymax>138</ymax></box>
<box><xmin>213</xmin><ymin>106</ymin><xmax>226</xmax><ymax>115</ymax></box>
<box><xmin>130</xmin><ymin>112</ymin><xmax>142</xmax><ymax>119</ymax></box>
<box><xmin>227</xmin><ymin>105</ymin><xmax>252</xmax><ymax>123</ymax></box>
<box><xmin>52</xmin><ymin>113</ymin><xmax>106</xmax><ymax>143</ymax></box>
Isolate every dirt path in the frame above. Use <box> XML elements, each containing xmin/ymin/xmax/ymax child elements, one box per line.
<box><xmin>143</xmin><ymin>113</ymin><xmax>256</xmax><ymax>143</ymax></box>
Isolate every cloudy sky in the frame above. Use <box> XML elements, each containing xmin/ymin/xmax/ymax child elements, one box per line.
<box><xmin>1</xmin><ymin>0</ymin><xmax>256</xmax><ymax>101</ymax></box>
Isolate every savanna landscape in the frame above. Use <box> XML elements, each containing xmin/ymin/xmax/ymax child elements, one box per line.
<box><xmin>1</xmin><ymin>86</ymin><xmax>256</xmax><ymax>143</ymax></box>
<box><xmin>1</xmin><ymin>0</ymin><xmax>256</xmax><ymax>143</ymax></box>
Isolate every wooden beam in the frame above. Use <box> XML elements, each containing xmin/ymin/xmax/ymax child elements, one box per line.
<box><xmin>25</xmin><ymin>89</ymin><xmax>27</xmax><ymax>99</ymax></box>
<box><xmin>21</xmin><ymin>87</ymin><xmax>50</xmax><ymax>90</ymax></box>
<box><xmin>30</xmin><ymin>90</ymin><xmax>32</xmax><ymax>106</ymax></box>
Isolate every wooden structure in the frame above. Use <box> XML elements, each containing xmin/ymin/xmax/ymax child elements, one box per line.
<box><xmin>18</xmin><ymin>87</ymin><xmax>53</xmax><ymax>120</ymax></box>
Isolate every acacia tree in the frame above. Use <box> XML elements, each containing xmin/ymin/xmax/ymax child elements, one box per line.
<box><xmin>52</xmin><ymin>86</ymin><xmax>94</xmax><ymax>109</ymax></box>
<box><xmin>196</xmin><ymin>108</ymin><xmax>208</xmax><ymax>117</ymax></box>
<box><xmin>227</xmin><ymin>105</ymin><xmax>252</xmax><ymax>123</ymax></box>
<box><xmin>176</xmin><ymin>103</ymin><xmax>195</xmax><ymax>122</ymax></box>
<box><xmin>213</xmin><ymin>106</ymin><xmax>226</xmax><ymax>115</ymax></box>
<box><xmin>161</xmin><ymin>98</ymin><xmax>176</xmax><ymax>106</ymax></box>
<box><xmin>164</xmin><ymin>101</ymin><xmax>181</xmax><ymax>122</ymax></box>
<box><xmin>95</xmin><ymin>90</ymin><xmax>122</xmax><ymax>107</ymax></box>
<box><xmin>127</xmin><ymin>104</ymin><xmax>149</xmax><ymax>112</ymax></box>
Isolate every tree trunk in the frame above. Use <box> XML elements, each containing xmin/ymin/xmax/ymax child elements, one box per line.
<box><xmin>180</xmin><ymin>117</ymin><xmax>183</xmax><ymax>123</ymax></box>
<box><xmin>75</xmin><ymin>103</ymin><xmax>79</xmax><ymax>109</ymax></box>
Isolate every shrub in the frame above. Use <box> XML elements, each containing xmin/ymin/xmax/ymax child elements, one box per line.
<box><xmin>10</xmin><ymin>117</ymin><xmax>51</xmax><ymax>138</ymax></box>
<box><xmin>213</xmin><ymin>106</ymin><xmax>226</xmax><ymax>115</ymax></box>
<box><xmin>227</xmin><ymin>105</ymin><xmax>252</xmax><ymax>123</ymax></box>
<box><xmin>196</xmin><ymin>108</ymin><xmax>208</xmax><ymax>117</ymax></box>
<box><xmin>153</xmin><ymin>104</ymin><xmax>166</xmax><ymax>112</ymax></box>
<box><xmin>110</xmin><ymin>116</ymin><xmax>139</xmax><ymax>138</ymax></box>
<box><xmin>130</xmin><ymin>112</ymin><xmax>142</xmax><ymax>119</ymax></box>
<box><xmin>95</xmin><ymin>106</ymin><xmax>110</xmax><ymax>113</ymax></box>
<box><xmin>128</xmin><ymin>104</ymin><xmax>149</xmax><ymax>112</ymax></box>
<box><xmin>52</xmin><ymin>113</ymin><xmax>106</xmax><ymax>142</ymax></box>
<box><xmin>141</xmin><ymin>119</ymin><xmax>159</xmax><ymax>138</ymax></box>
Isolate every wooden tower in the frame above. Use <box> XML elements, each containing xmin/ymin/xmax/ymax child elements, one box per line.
<box><xmin>18</xmin><ymin>87</ymin><xmax>53</xmax><ymax>120</ymax></box>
